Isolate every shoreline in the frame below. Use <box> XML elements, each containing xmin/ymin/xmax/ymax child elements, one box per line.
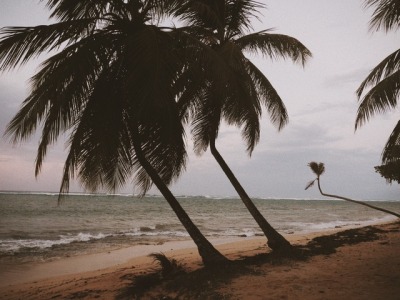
<box><xmin>0</xmin><ymin>220</ymin><xmax>384</xmax><ymax>288</ymax></box>
<box><xmin>1</xmin><ymin>220</ymin><xmax>399</xmax><ymax>299</ymax></box>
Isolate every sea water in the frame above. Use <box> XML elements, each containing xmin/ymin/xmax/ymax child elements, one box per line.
<box><xmin>0</xmin><ymin>192</ymin><xmax>399</xmax><ymax>264</ymax></box>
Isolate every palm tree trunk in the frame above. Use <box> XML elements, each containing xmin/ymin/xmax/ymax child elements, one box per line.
<box><xmin>131</xmin><ymin>128</ymin><xmax>228</xmax><ymax>266</ymax></box>
<box><xmin>209</xmin><ymin>139</ymin><xmax>292</xmax><ymax>251</ymax></box>
<box><xmin>316</xmin><ymin>179</ymin><xmax>400</xmax><ymax>218</ymax></box>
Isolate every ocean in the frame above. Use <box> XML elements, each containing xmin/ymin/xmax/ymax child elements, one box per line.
<box><xmin>0</xmin><ymin>192</ymin><xmax>399</xmax><ymax>265</ymax></box>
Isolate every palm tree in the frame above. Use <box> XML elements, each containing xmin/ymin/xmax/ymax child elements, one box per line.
<box><xmin>355</xmin><ymin>0</ymin><xmax>400</xmax><ymax>182</ymax></box>
<box><xmin>0</xmin><ymin>0</ymin><xmax>227</xmax><ymax>266</ymax></box>
<box><xmin>306</xmin><ymin>162</ymin><xmax>400</xmax><ymax>218</ymax></box>
<box><xmin>173</xmin><ymin>0</ymin><xmax>312</xmax><ymax>252</ymax></box>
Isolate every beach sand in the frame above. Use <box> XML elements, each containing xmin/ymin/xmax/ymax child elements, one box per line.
<box><xmin>0</xmin><ymin>221</ymin><xmax>399</xmax><ymax>299</ymax></box>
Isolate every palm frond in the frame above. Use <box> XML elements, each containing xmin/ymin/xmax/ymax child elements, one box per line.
<box><xmin>0</xmin><ymin>19</ymin><xmax>97</xmax><ymax>71</ymax></box>
<box><xmin>246</xmin><ymin>60</ymin><xmax>288</xmax><ymax>130</ymax></box>
<box><xmin>305</xmin><ymin>179</ymin><xmax>316</xmax><ymax>190</ymax></box>
<box><xmin>357</xmin><ymin>49</ymin><xmax>400</xmax><ymax>98</ymax></box>
<box><xmin>235</xmin><ymin>31</ymin><xmax>312</xmax><ymax>67</ymax></box>
<box><xmin>382</xmin><ymin>120</ymin><xmax>400</xmax><ymax>163</ymax></box>
<box><xmin>173</xmin><ymin>0</ymin><xmax>264</xmax><ymax>38</ymax></box>
<box><xmin>44</xmin><ymin>0</ymin><xmax>109</xmax><ymax>21</ymax></box>
<box><xmin>5</xmin><ymin>32</ymin><xmax>115</xmax><ymax>174</ymax></box>
<box><xmin>190</xmin><ymin>88</ymin><xmax>221</xmax><ymax>155</ymax></box>
<box><xmin>364</xmin><ymin>0</ymin><xmax>400</xmax><ymax>32</ymax></box>
<box><xmin>375</xmin><ymin>159</ymin><xmax>400</xmax><ymax>183</ymax></box>
<box><xmin>45</xmin><ymin>0</ymin><xmax>171</xmax><ymax>23</ymax></box>
<box><xmin>60</xmin><ymin>66</ymin><xmax>133</xmax><ymax>193</ymax></box>
<box><xmin>222</xmin><ymin>63</ymin><xmax>261</xmax><ymax>155</ymax></box>
<box><xmin>225</xmin><ymin>0</ymin><xmax>265</xmax><ymax>34</ymax></box>
<box><xmin>172</xmin><ymin>0</ymin><xmax>223</xmax><ymax>31</ymax></box>
<box><xmin>149</xmin><ymin>252</ymin><xmax>184</xmax><ymax>276</ymax></box>
<box><xmin>308</xmin><ymin>161</ymin><xmax>325</xmax><ymax>177</ymax></box>
<box><xmin>355</xmin><ymin>70</ymin><xmax>400</xmax><ymax>129</ymax></box>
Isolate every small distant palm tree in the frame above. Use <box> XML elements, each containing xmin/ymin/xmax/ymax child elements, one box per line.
<box><xmin>355</xmin><ymin>0</ymin><xmax>400</xmax><ymax>181</ymax></box>
<box><xmin>174</xmin><ymin>0</ymin><xmax>312</xmax><ymax>252</ymax></box>
<box><xmin>0</xmin><ymin>0</ymin><xmax>227</xmax><ymax>266</ymax></box>
<box><xmin>306</xmin><ymin>162</ymin><xmax>400</xmax><ymax>218</ymax></box>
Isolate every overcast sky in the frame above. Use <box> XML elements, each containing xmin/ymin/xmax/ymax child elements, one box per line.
<box><xmin>0</xmin><ymin>0</ymin><xmax>399</xmax><ymax>200</ymax></box>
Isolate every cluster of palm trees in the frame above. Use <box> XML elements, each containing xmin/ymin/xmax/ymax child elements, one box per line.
<box><xmin>0</xmin><ymin>0</ymin><xmax>396</xmax><ymax>266</ymax></box>
<box><xmin>0</xmin><ymin>0</ymin><xmax>311</xmax><ymax>265</ymax></box>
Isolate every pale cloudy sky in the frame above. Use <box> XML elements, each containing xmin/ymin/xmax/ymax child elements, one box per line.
<box><xmin>0</xmin><ymin>0</ymin><xmax>399</xmax><ymax>200</ymax></box>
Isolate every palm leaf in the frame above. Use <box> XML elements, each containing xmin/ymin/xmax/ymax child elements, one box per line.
<box><xmin>190</xmin><ymin>87</ymin><xmax>221</xmax><ymax>155</ymax></box>
<box><xmin>45</xmin><ymin>0</ymin><xmax>108</xmax><ymax>20</ymax></box>
<box><xmin>364</xmin><ymin>0</ymin><xmax>400</xmax><ymax>32</ymax></box>
<box><xmin>375</xmin><ymin>159</ymin><xmax>400</xmax><ymax>183</ymax></box>
<box><xmin>172</xmin><ymin>0</ymin><xmax>224</xmax><ymax>31</ymax></box>
<box><xmin>225</xmin><ymin>0</ymin><xmax>264</xmax><ymax>35</ymax></box>
<box><xmin>60</xmin><ymin>63</ymin><xmax>132</xmax><ymax>193</ymax></box>
<box><xmin>246</xmin><ymin>60</ymin><xmax>288</xmax><ymax>131</ymax></box>
<box><xmin>223</xmin><ymin>65</ymin><xmax>261</xmax><ymax>154</ymax></box>
<box><xmin>382</xmin><ymin>120</ymin><xmax>400</xmax><ymax>163</ymax></box>
<box><xmin>305</xmin><ymin>179</ymin><xmax>316</xmax><ymax>191</ymax></box>
<box><xmin>5</xmin><ymin>32</ymin><xmax>116</xmax><ymax>174</ymax></box>
<box><xmin>356</xmin><ymin>49</ymin><xmax>400</xmax><ymax>98</ymax></box>
<box><xmin>0</xmin><ymin>19</ymin><xmax>98</xmax><ymax>71</ymax></box>
<box><xmin>235</xmin><ymin>30</ymin><xmax>312</xmax><ymax>66</ymax></box>
<box><xmin>355</xmin><ymin>70</ymin><xmax>400</xmax><ymax>128</ymax></box>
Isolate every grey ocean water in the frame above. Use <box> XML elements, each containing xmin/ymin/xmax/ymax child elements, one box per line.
<box><xmin>0</xmin><ymin>192</ymin><xmax>399</xmax><ymax>264</ymax></box>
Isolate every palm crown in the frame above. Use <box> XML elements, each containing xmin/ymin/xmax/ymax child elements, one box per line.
<box><xmin>305</xmin><ymin>162</ymin><xmax>325</xmax><ymax>190</ymax></box>
<box><xmin>1</xmin><ymin>0</ymin><xmax>188</xmax><ymax>195</ymax></box>
<box><xmin>175</xmin><ymin>0</ymin><xmax>312</xmax><ymax>155</ymax></box>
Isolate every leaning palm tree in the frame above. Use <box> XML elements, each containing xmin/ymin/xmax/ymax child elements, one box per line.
<box><xmin>355</xmin><ymin>0</ymin><xmax>400</xmax><ymax>182</ymax></box>
<box><xmin>173</xmin><ymin>0</ymin><xmax>312</xmax><ymax>252</ymax></box>
<box><xmin>0</xmin><ymin>0</ymin><xmax>227</xmax><ymax>266</ymax></box>
<box><xmin>306</xmin><ymin>162</ymin><xmax>400</xmax><ymax>218</ymax></box>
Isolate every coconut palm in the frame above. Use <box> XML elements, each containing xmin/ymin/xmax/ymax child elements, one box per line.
<box><xmin>0</xmin><ymin>0</ymin><xmax>227</xmax><ymax>265</ymax></box>
<box><xmin>355</xmin><ymin>0</ymin><xmax>400</xmax><ymax>182</ymax></box>
<box><xmin>306</xmin><ymin>162</ymin><xmax>400</xmax><ymax>218</ymax></box>
<box><xmin>173</xmin><ymin>0</ymin><xmax>312</xmax><ymax>252</ymax></box>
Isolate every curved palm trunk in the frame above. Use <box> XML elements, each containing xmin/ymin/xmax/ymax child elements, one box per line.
<box><xmin>316</xmin><ymin>178</ymin><xmax>400</xmax><ymax>219</ymax></box>
<box><xmin>131</xmin><ymin>129</ymin><xmax>228</xmax><ymax>266</ymax></box>
<box><xmin>209</xmin><ymin>139</ymin><xmax>292</xmax><ymax>251</ymax></box>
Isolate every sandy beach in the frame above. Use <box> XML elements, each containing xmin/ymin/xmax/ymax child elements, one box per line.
<box><xmin>0</xmin><ymin>221</ymin><xmax>399</xmax><ymax>299</ymax></box>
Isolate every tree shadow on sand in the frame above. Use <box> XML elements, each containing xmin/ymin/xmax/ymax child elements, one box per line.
<box><xmin>116</xmin><ymin>222</ymin><xmax>399</xmax><ymax>300</ymax></box>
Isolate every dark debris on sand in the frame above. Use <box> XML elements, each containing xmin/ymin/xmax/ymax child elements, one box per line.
<box><xmin>116</xmin><ymin>222</ymin><xmax>398</xmax><ymax>300</ymax></box>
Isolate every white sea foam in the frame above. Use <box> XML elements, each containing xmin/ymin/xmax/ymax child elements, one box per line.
<box><xmin>0</xmin><ymin>232</ymin><xmax>110</xmax><ymax>253</ymax></box>
<box><xmin>1</xmin><ymin>193</ymin><xmax>399</xmax><ymax>262</ymax></box>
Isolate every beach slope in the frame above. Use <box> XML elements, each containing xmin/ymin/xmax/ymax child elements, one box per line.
<box><xmin>1</xmin><ymin>222</ymin><xmax>399</xmax><ymax>299</ymax></box>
